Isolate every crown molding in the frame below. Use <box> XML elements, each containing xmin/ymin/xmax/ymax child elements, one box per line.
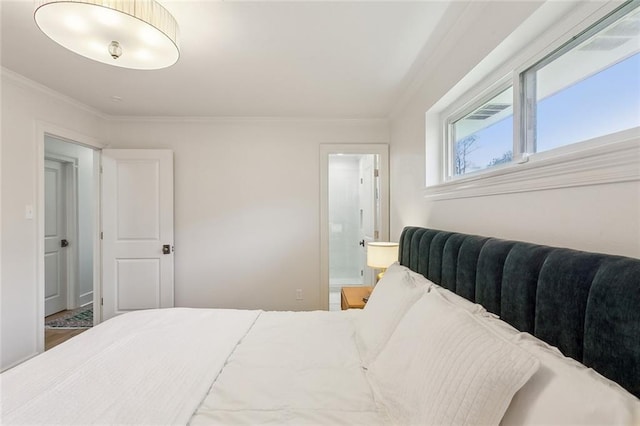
<box><xmin>388</xmin><ymin>1</ymin><xmax>474</xmax><ymax>120</ymax></box>
<box><xmin>2</xmin><ymin>68</ymin><xmax>389</xmax><ymax>125</ymax></box>
<box><xmin>107</xmin><ymin>115</ymin><xmax>389</xmax><ymax>125</ymax></box>
<box><xmin>1</xmin><ymin>67</ymin><xmax>109</xmax><ymax>121</ymax></box>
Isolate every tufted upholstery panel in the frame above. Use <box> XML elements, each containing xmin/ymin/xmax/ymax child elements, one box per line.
<box><xmin>427</xmin><ymin>231</ymin><xmax>453</xmax><ymax>284</ymax></box>
<box><xmin>397</xmin><ymin>226</ymin><xmax>640</xmax><ymax>398</ymax></box>
<box><xmin>501</xmin><ymin>243</ymin><xmax>554</xmax><ymax>334</ymax></box>
<box><xmin>455</xmin><ymin>236</ymin><xmax>488</xmax><ymax>302</ymax></box>
<box><xmin>475</xmin><ymin>240</ymin><xmax>515</xmax><ymax>316</ymax></box>
<box><xmin>534</xmin><ymin>250</ymin><xmax>605</xmax><ymax>362</ymax></box>
<box><xmin>441</xmin><ymin>233</ymin><xmax>466</xmax><ymax>292</ymax></box>
<box><xmin>583</xmin><ymin>258</ymin><xmax>640</xmax><ymax>397</ymax></box>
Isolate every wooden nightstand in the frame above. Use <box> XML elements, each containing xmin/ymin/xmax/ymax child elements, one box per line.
<box><xmin>341</xmin><ymin>286</ymin><xmax>373</xmax><ymax>310</ymax></box>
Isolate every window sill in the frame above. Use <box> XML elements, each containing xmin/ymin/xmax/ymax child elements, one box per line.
<box><xmin>424</xmin><ymin>135</ymin><xmax>639</xmax><ymax>201</ymax></box>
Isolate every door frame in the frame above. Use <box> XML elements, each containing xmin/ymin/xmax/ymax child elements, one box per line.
<box><xmin>319</xmin><ymin>144</ymin><xmax>389</xmax><ymax>311</ymax></box>
<box><xmin>35</xmin><ymin>121</ymin><xmax>103</xmax><ymax>354</ymax></box>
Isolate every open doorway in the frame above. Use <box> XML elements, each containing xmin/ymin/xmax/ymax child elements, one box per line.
<box><xmin>327</xmin><ymin>154</ymin><xmax>379</xmax><ymax>310</ymax></box>
<box><xmin>42</xmin><ymin>135</ymin><xmax>99</xmax><ymax>350</ymax></box>
<box><xmin>320</xmin><ymin>144</ymin><xmax>389</xmax><ymax>311</ymax></box>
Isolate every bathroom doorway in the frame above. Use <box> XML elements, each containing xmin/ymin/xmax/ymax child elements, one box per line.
<box><xmin>320</xmin><ymin>145</ymin><xmax>389</xmax><ymax>311</ymax></box>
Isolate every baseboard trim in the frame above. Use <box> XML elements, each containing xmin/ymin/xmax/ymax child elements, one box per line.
<box><xmin>79</xmin><ymin>292</ymin><xmax>94</xmax><ymax>307</ymax></box>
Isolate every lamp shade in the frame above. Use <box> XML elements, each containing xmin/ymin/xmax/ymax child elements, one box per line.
<box><xmin>34</xmin><ymin>0</ymin><xmax>180</xmax><ymax>70</ymax></box>
<box><xmin>366</xmin><ymin>242</ymin><xmax>399</xmax><ymax>269</ymax></box>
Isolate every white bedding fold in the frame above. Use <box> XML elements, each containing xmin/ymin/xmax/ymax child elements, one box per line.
<box><xmin>1</xmin><ymin>308</ymin><xmax>260</xmax><ymax>425</ymax></box>
<box><xmin>191</xmin><ymin>310</ymin><xmax>388</xmax><ymax>425</ymax></box>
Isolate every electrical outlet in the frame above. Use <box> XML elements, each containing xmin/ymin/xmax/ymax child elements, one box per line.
<box><xmin>295</xmin><ymin>289</ymin><xmax>303</xmax><ymax>300</ymax></box>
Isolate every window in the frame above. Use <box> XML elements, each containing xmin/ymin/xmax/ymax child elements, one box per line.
<box><xmin>445</xmin><ymin>0</ymin><xmax>640</xmax><ymax>180</ymax></box>
<box><xmin>450</xmin><ymin>87</ymin><xmax>513</xmax><ymax>176</ymax></box>
<box><xmin>523</xmin><ymin>3</ymin><xmax>640</xmax><ymax>155</ymax></box>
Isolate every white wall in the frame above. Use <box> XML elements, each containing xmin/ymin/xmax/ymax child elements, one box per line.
<box><xmin>44</xmin><ymin>136</ymin><xmax>95</xmax><ymax>307</ymax></box>
<box><xmin>107</xmin><ymin>118</ymin><xmax>388</xmax><ymax>311</ymax></box>
<box><xmin>1</xmin><ymin>70</ymin><xmax>106</xmax><ymax>369</ymax></box>
<box><xmin>0</xmin><ymin>67</ymin><xmax>386</xmax><ymax>370</ymax></box>
<box><xmin>389</xmin><ymin>1</ymin><xmax>640</xmax><ymax>258</ymax></box>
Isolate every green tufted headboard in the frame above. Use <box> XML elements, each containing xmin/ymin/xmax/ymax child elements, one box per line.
<box><xmin>398</xmin><ymin>226</ymin><xmax>640</xmax><ymax>398</ymax></box>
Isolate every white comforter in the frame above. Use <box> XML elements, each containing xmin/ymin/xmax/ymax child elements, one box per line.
<box><xmin>1</xmin><ymin>308</ymin><xmax>260</xmax><ymax>425</ymax></box>
<box><xmin>191</xmin><ymin>310</ymin><xmax>387</xmax><ymax>425</ymax></box>
<box><xmin>1</xmin><ymin>308</ymin><xmax>385</xmax><ymax>425</ymax></box>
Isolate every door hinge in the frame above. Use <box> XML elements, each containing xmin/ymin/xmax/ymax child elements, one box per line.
<box><xmin>374</xmin><ymin>169</ymin><xmax>379</xmax><ymax>178</ymax></box>
<box><xmin>101</xmin><ymin>298</ymin><xmax>104</xmax><ymax>306</ymax></box>
<box><xmin>100</xmin><ymin>231</ymin><xmax>103</xmax><ymax>240</ymax></box>
<box><xmin>374</xmin><ymin>230</ymin><xmax>379</xmax><ymax>239</ymax></box>
<box><xmin>100</xmin><ymin>166</ymin><xmax>103</xmax><ymax>173</ymax></box>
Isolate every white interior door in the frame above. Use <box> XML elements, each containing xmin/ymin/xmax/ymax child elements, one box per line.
<box><xmin>358</xmin><ymin>155</ymin><xmax>379</xmax><ymax>286</ymax></box>
<box><xmin>320</xmin><ymin>144</ymin><xmax>389</xmax><ymax>311</ymax></box>
<box><xmin>101</xmin><ymin>149</ymin><xmax>174</xmax><ymax>320</ymax></box>
<box><xmin>44</xmin><ymin>159</ymin><xmax>68</xmax><ymax>316</ymax></box>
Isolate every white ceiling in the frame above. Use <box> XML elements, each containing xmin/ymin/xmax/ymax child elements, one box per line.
<box><xmin>1</xmin><ymin>1</ymin><xmax>453</xmax><ymax>118</ymax></box>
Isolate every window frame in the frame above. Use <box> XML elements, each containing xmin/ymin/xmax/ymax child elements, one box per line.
<box><xmin>520</xmin><ymin>1</ymin><xmax>640</xmax><ymax>156</ymax></box>
<box><xmin>427</xmin><ymin>0</ymin><xmax>640</xmax><ymax>200</ymax></box>
<box><xmin>444</xmin><ymin>77</ymin><xmax>515</xmax><ymax>180</ymax></box>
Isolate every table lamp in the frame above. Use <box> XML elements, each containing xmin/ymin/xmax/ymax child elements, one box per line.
<box><xmin>367</xmin><ymin>242</ymin><xmax>399</xmax><ymax>282</ymax></box>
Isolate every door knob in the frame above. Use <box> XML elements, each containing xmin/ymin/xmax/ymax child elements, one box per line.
<box><xmin>60</xmin><ymin>239</ymin><xmax>69</xmax><ymax>248</ymax></box>
<box><xmin>359</xmin><ymin>240</ymin><xmax>365</xmax><ymax>247</ymax></box>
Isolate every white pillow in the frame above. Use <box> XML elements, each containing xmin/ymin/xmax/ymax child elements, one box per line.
<box><xmin>367</xmin><ymin>289</ymin><xmax>540</xmax><ymax>425</ymax></box>
<box><xmin>396</xmin><ymin>266</ymin><xmax>488</xmax><ymax>315</ymax></box>
<box><xmin>471</xmin><ymin>317</ymin><xmax>640</xmax><ymax>425</ymax></box>
<box><xmin>393</xmin><ymin>265</ymin><xmax>489</xmax><ymax>316</ymax></box>
<box><xmin>502</xmin><ymin>339</ymin><xmax>640</xmax><ymax>425</ymax></box>
<box><xmin>431</xmin><ymin>284</ymin><xmax>489</xmax><ymax>315</ymax></box>
<box><xmin>355</xmin><ymin>262</ymin><xmax>427</xmax><ymax>366</ymax></box>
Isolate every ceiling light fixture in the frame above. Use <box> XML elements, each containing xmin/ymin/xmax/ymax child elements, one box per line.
<box><xmin>34</xmin><ymin>0</ymin><xmax>180</xmax><ymax>70</ymax></box>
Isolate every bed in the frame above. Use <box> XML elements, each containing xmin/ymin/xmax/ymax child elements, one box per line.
<box><xmin>2</xmin><ymin>226</ymin><xmax>639</xmax><ymax>425</ymax></box>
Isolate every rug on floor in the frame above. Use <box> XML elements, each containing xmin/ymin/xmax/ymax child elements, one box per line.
<box><xmin>45</xmin><ymin>306</ymin><xmax>93</xmax><ymax>329</ymax></box>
